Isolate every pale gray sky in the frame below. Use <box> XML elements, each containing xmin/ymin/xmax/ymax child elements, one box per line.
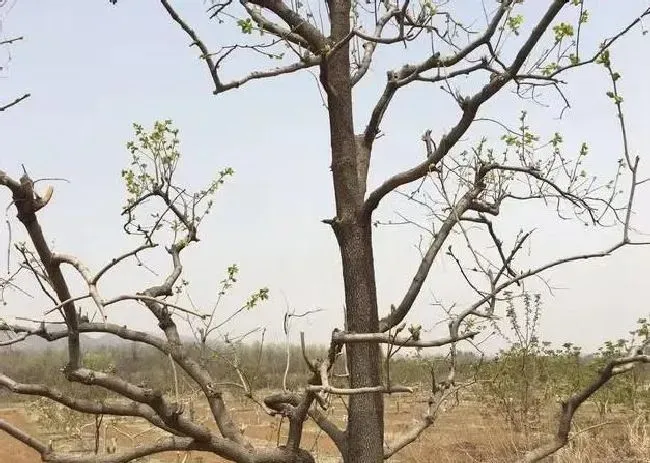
<box><xmin>1</xmin><ymin>1</ymin><xmax>649</xmax><ymax>353</ymax></box>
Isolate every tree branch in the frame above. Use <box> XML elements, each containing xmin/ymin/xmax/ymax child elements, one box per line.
<box><xmin>0</xmin><ymin>170</ymin><xmax>81</xmax><ymax>369</ymax></box>
<box><xmin>0</xmin><ymin>321</ymin><xmax>169</xmax><ymax>354</ymax></box>
<box><xmin>333</xmin><ymin>329</ymin><xmax>477</xmax><ymax>347</ymax></box>
<box><xmin>460</xmin><ymin>241</ymin><xmax>626</xmax><ymax>318</ymax></box>
<box><xmin>0</xmin><ymin>418</ymin><xmax>48</xmax><ymax>454</ymax></box>
<box><xmin>520</xmin><ymin>348</ymin><xmax>650</xmax><ymax>462</ymax></box>
<box><xmin>378</xmin><ymin>183</ymin><xmax>484</xmax><ymax>331</ymax></box>
<box><xmin>92</xmin><ymin>244</ymin><xmax>156</xmax><ymax>284</ymax></box>
<box><xmin>305</xmin><ymin>384</ymin><xmax>412</xmax><ymax>395</ymax></box>
<box><xmin>363</xmin><ymin>0</ymin><xmax>569</xmax><ymax>215</ymax></box>
<box><xmin>246</xmin><ymin>0</ymin><xmax>328</xmax><ymax>52</ymax></box>
<box><xmin>0</xmin><ymin>93</ymin><xmax>31</xmax><ymax>112</ymax></box>
<box><xmin>241</xmin><ymin>2</ymin><xmax>312</xmax><ymax>50</ymax></box>
<box><xmin>0</xmin><ymin>36</ymin><xmax>24</xmax><ymax>46</ymax></box>
<box><xmin>0</xmin><ymin>373</ymin><xmax>176</xmax><ymax>434</ymax></box>
<box><xmin>351</xmin><ymin>6</ymin><xmax>400</xmax><ymax>86</ymax></box>
<box><xmin>359</xmin><ymin>1</ymin><xmax>509</xmax><ymax>149</ymax></box>
<box><xmin>65</xmin><ymin>367</ymin><xmax>217</xmax><ymax>442</ymax></box>
<box><xmin>265</xmin><ymin>391</ymin><xmax>348</xmax><ymax>455</ymax></box>
<box><xmin>211</xmin><ymin>55</ymin><xmax>321</xmax><ymax>92</ymax></box>
<box><xmin>0</xmin><ymin>421</ymin><xmax>204</xmax><ymax>463</ymax></box>
<box><xmin>159</xmin><ymin>0</ymin><xmax>224</xmax><ymax>93</ymax></box>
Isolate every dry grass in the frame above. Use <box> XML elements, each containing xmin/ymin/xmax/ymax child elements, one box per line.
<box><xmin>2</xmin><ymin>391</ymin><xmax>650</xmax><ymax>462</ymax></box>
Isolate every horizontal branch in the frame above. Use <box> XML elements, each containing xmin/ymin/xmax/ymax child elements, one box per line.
<box><xmin>42</xmin><ymin>294</ymin><xmax>91</xmax><ymax>316</ymax></box>
<box><xmin>0</xmin><ymin>36</ymin><xmax>24</xmax><ymax>46</ymax></box>
<box><xmin>104</xmin><ymin>294</ymin><xmax>206</xmax><ymax>318</ymax></box>
<box><xmin>65</xmin><ymin>367</ymin><xmax>220</xmax><ymax>445</ymax></box>
<box><xmin>305</xmin><ymin>384</ymin><xmax>413</xmax><ymax>395</ymax></box>
<box><xmin>0</xmin><ymin>417</ymin><xmax>202</xmax><ymax>463</ymax></box>
<box><xmin>485</xmin><ymin>163</ymin><xmax>594</xmax><ymax>221</ymax></box>
<box><xmin>0</xmin><ymin>373</ymin><xmax>174</xmax><ymax>433</ymax></box>
<box><xmin>0</xmin><ymin>332</ymin><xmax>29</xmax><ymax>346</ymax></box>
<box><xmin>1</xmin><ymin>322</ymin><xmax>169</xmax><ymax>353</ymax></box>
<box><xmin>0</xmin><ymin>322</ymin><xmax>239</xmax><ymax>445</ymax></box>
<box><xmin>92</xmin><ymin>244</ymin><xmax>157</xmax><ymax>284</ymax></box>
<box><xmin>44</xmin><ymin>436</ymin><xmax>200</xmax><ymax>463</ymax></box>
<box><xmin>333</xmin><ymin>329</ymin><xmax>478</xmax><ymax>347</ymax></box>
<box><xmin>213</xmin><ymin>55</ymin><xmax>321</xmax><ymax>93</ymax></box>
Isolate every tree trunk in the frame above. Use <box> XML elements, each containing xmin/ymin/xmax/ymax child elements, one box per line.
<box><xmin>337</xmin><ymin>222</ymin><xmax>384</xmax><ymax>463</ymax></box>
<box><xmin>323</xmin><ymin>0</ymin><xmax>383</xmax><ymax>460</ymax></box>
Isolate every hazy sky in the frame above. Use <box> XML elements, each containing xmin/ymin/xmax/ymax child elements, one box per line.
<box><xmin>1</xmin><ymin>1</ymin><xmax>650</xmax><ymax>353</ymax></box>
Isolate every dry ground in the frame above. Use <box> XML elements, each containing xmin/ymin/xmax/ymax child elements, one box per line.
<box><xmin>0</xmin><ymin>408</ymin><xmax>43</xmax><ymax>463</ymax></box>
<box><xmin>1</xmin><ymin>393</ymin><xmax>649</xmax><ymax>462</ymax></box>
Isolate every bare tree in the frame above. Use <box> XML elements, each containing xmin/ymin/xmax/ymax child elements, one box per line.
<box><xmin>1</xmin><ymin>1</ymin><xmax>650</xmax><ymax>462</ymax></box>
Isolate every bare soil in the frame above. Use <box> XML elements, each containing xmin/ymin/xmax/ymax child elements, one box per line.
<box><xmin>1</xmin><ymin>396</ymin><xmax>649</xmax><ymax>463</ymax></box>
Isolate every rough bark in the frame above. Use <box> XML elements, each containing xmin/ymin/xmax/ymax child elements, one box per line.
<box><xmin>322</xmin><ymin>0</ymin><xmax>383</xmax><ymax>461</ymax></box>
<box><xmin>335</xmin><ymin>223</ymin><xmax>383</xmax><ymax>463</ymax></box>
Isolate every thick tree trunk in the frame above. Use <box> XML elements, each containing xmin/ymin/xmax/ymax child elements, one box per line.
<box><xmin>337</xmin><ymin>222</ymin><xmax>384</xmax><ymax>463</ymax></box>
<box><xmin>322</xmin><ymin>1</ymin><xmax>384</xmax><ymax>459</ymax></box>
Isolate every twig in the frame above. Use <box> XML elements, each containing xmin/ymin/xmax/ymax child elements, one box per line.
<box><xmin>0</xmin><ymin>93</ymin><xmax>30</xmax><ymax>112</ymax></box>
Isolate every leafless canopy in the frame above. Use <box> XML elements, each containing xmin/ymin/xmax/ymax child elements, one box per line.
<box><xmin>1</xmin><ymin>1</ymin><xmax>650</xmax><ymax>462</ymax></box>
